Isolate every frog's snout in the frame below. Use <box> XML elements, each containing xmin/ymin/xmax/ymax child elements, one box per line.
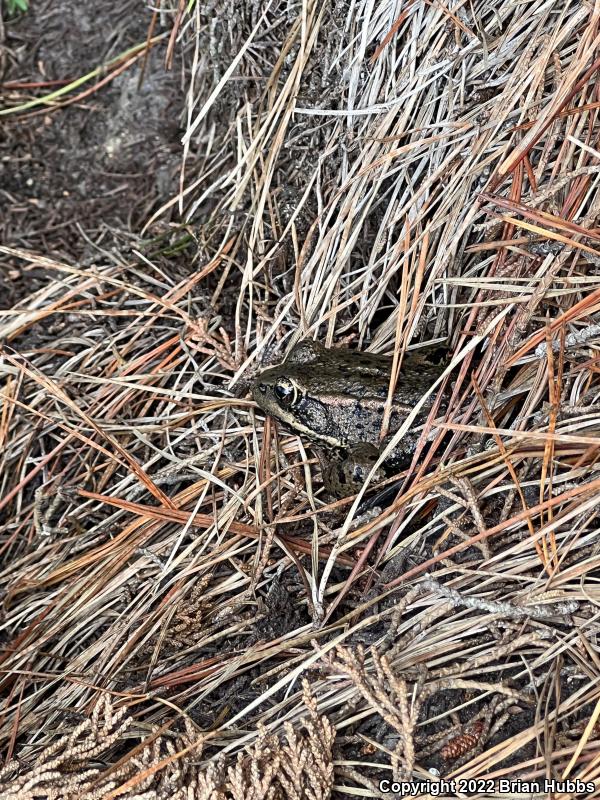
<box><xmin>252</xmin><ymin>381</ymin><xmax>270</xmax><ymax>405</ymax></box>
<box><xmin>253</xmin><ymin>382</ymin><xmax>268</xmax><ymax>397</ymax></box>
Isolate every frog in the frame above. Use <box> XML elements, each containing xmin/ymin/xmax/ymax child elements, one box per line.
<box><xmin>252</xmin><ymin>339</ymin><xmax>445</xmax><ymax>498</ymax></box>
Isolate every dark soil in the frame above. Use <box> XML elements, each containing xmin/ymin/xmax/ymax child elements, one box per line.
<box><xmin>0</xmin><ymin>0</ymin><xmax>183</xmax><ymax>306</ymax></box>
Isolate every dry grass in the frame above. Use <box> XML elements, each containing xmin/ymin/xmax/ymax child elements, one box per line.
<box><xmin>2</xmin><ymin>0</ymin><xmax>600</xmax><ymax>797</ymax></box>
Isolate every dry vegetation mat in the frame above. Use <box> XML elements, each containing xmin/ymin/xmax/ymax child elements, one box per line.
<box><xmin>1</xmin><ymin>1</ymin><xmax>600</xmax><ymax>798</ymax></box>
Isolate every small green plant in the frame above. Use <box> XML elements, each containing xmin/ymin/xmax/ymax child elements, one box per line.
<box><xmin>6</xmin><ymin>0</ymin><xmax>29</xmax><ymax>16</ymax></box>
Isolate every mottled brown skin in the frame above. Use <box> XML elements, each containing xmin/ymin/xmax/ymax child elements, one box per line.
<box><xmin>252</xmin><ymin>340</ymin><xmax>444</xmax><ymax>497</ymax></box>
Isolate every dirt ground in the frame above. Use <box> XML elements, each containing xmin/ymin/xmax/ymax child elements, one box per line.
<box><xmin>0</xmin><ymin>0</ymin><xmax>182</xmax><ymax>305</ymax></box>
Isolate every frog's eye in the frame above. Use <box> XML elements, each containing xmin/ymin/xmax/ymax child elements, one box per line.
<box><xmin>274</xmin><ymin>378</ymin><xmax>297</xmax><ymax>407</ymax></box>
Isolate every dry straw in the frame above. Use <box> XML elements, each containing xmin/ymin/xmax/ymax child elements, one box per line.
<box><xmin>2</xmin><ymin>0</ymin><xmax>600</xmax><ymax>797</ymax></box>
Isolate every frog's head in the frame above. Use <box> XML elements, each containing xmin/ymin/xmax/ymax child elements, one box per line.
<box><xmin>251</xmin><ymin>341</ymin><xmax>340</xmax><ymax>447</ymax></box>
<box><xmin>252</xmin><ymin>341</ymin><xmax>321</xmax><ymax>416</ymax></box>
<box><xmin>252</xmin><ymin>367</ymin><xmax>298</xmax><ymax>422</ymax></box>
<box><xmin>252</xmin><ymin>363</ymin><xmax>300</xmax><ymax>422</ymax></box>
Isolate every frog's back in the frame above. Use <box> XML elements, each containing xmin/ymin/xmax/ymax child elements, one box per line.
<box><xmin>287</xmin><ymin>343</ymin><xmax>443</xmax><ymax>449</ymax></box>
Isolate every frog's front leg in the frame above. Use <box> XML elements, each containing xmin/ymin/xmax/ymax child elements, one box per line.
<box><xmin>319</xmin><ymin>443</ymin><xmax>386</xmax><ymax>498</ymax></box>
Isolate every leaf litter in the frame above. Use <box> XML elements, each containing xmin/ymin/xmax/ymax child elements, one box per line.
<box><xmin>1</xmin><ymin>0</ymin><xmax>600</xmax><ymax>797</ymax></box>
